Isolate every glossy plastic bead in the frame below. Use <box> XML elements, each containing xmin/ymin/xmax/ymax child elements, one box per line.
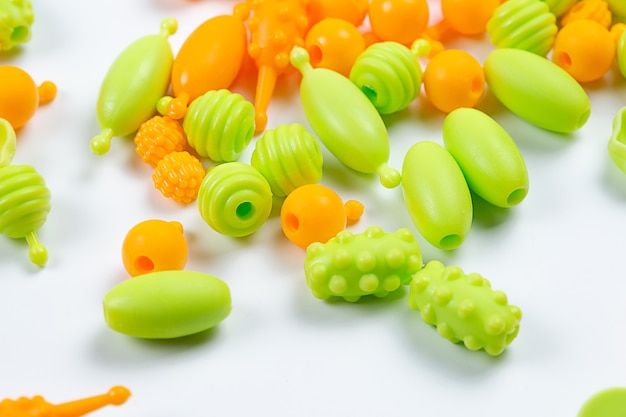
<box><xmin>250</xmin><ymin>123</ymin><xmax>323</xmax><ymax>197</ymax></box>
<box><xmin>103</xmin><ymin>270</ymin><xmax>231</xmax><ymax>339</ymax></box>
<box><xmin>0</xmin><ymin>118</ymin><xmax>16</xmax><ymax>168</ymax></box>
<box><xmin>183</xmin><ymin>89</ymin><xmax>255</xmax><ymax>163</ymax></box>
<box><xmin>618</xmin><ymin>28</ymin><xmax>626</xmax><ymax>79</ymax></box>
<box><xmin>280</xmin><ymin>184</ymin><xmax>364</xmax><ymax>248</ymax></box>
<box><xmin>290</xmin><ymin>46</ymin><xmax>401</xmax><ymax>189</ymax></box>
<box><xmin>608</xmin><ymin>107</ymin><xmax>626</xmax><ymax>174</ymax></box>
<box><xmin>484</xmin><ymin>48</ymin><xmax>591</xmax><ymax>133</ymax></box>
<box><xmin>198</xmin><ymin>162</ymin><xmax>272</xmax><ymax>237</ymax></box>
<box><xmin>440</xmin><ymin>0</ymin><xmax>501</xmax><ymax>36</ymax></box>
<box><xmin>0</xmin><ymin>0</ymin><xmax>34</xmax><ymax>51</ymax></box>
<box><xmin>578</xmin><ymin>387</ymin><xmax>626</xmax><ymax>417</ymax></box>
<box><xmin>305</xmin><ymin>18</ymin><xmax>365</xmax><ymax>77</ymax></box>
<box><xmin>422</xmin><ymin>49</ymin><xmax>485</xmax><ymax>113</ymax></box>
<box><xmin>0</xmin><ymin>66</ymin><xmax>56</xmax><ymax>130</ymax></box>
<box><xmin>552</xmin><ymin>19</ymin><xmax>615</xmax><ymax>83</ymax></box>
<box><xmin>369</xmin><ymin>0</ymin><xmax>430</xmax><ymax>45</ymax></box>
<box><xmin>407</xmin><ymin>260</ymin><xmax>522</xmax><ymax>356</ymax></box>
<box><xmin>541</xmin><ymin>0</ymin><xmax>578</xmax><ymax>17</ymax></box>
<box><xmin>401</xmin><ymin>140</ymin><xmax>472</xmax><ymax>251</ymax></box>
<box><xmin>152</xmin><ymin>151</ymin><xmax>206</xmax><ymax>204</ymax></box>
<box><xmin>349</xmin><ymin>41</ymin><xmax>423</xmax><ymax>114</ymax></box>
<box><xmin>487</xmin><ymin>0</ymin><xmax>558</xmax><ymax>56</ymax></box>
<box><xmin>443</xmin><ymin>108</ymin><xmax>529</xmax><ymax>208</ymax></box>
<box><xmin>561</xmin><ymin>0</ymin><xmax>612</xmax><ymax>28</ymax></box>
<box><xmin>307</xmin><ymin>0</ymin><xmax>369</xmax><ymax>27</ymax></box>
<box><xmin>305</xmin><ymin>226</ymin><xmax>422</xmax><ymax>301</ymax></box>
<box><xmin>91</xmin><ymin>18</ymin><xmax>177</xmax><ymax>156</ymax></box>
<box><xmin>134</xmin><ymin>115</ymin><xmax>187</xmax><ymax>167</ymax></box>
<box><xmin>606</xmin><ymin>0</ymin><xmax>626</xmax><ymax>17</ymax></box>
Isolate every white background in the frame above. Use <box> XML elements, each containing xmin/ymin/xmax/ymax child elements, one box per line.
<box><xmin>1</xmin><ymin>0</ymin><xmax>625</xmax><ymax>415</ymax></box>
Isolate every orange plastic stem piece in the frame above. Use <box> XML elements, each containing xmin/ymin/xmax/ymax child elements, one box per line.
<box><xmin>50</xmin><ymin>386</ymin><xmax>131</xmax><ymax>417</ymax></box>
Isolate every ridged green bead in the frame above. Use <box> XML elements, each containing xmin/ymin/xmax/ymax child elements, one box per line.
<box><xmin>349</xmin><ymin>41</ymin><xmax>422</xmax><ymax>115</ymax></box>
<box><xmin>487</xmin><ymin>0</ymin><xmax>557</xmax><ymax>56</ymax></box>
<box><xmin>197</xmin><ymin>162</ymin><xmax>272</xmax><ymax>237</ymax></box>
<box><xmin>250</xmin><ymin>123</ymin><xmax>323</xmax><ymax>197</ymax></box>
<box><xmin>540</xmin><ymin>0</ymin><xmax>578</xmax><ymax>17</ymax></box>
<box><xmin>0</xmin><ymin>0</ymin><xmax>34</xmax><ymax>51</ymax></box>
<box><xmin>183</xmin><ymin>89</ymin><xmax>255</xmax><ymax>163</ymax></box>
<box><xmin>304</xmin><ymin>226</ymin><xmax>423</xmax><ymax>302</ymax></box>
<box><xmin>408</xmin><ymin>260</ymin><xmax>522</xmax><ymax>356</ymax></box>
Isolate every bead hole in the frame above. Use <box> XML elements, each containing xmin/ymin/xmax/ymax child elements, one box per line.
<box><xmin>236</xmin><ymin>201</ymin><xmax>254</xmax><ymax>219</ymax></box>
<box><xmin>11</xmin><ymin>26</ymin><xmax>29</xmax><ymax>42</ymax></box>
<box><xmin>507</xmin><ymin>187</ymin><xmax>528</xmax><ymax>206</ymax></box>
<box><xmin>285</xmin><ymin>212</ymin><xmax>300</xmax><ymax>232</ymax></box>
<box><xmin>556</xmin><ymin>51</ymin><xmax>572</xmax><ymax>70</ymax></box>
<box><xmin>135</xmin><ymin>256</ymin><xmax>155</xmax><ymax>274</ymax></box>
<box><xmin>308</xmin><ymin>45</ymin><xmax>323</xmax><ymax>66</ymax></box>
<box><xmin>361</xmin><ymin>85</ymin><xmax>378</xmax><ymax>103</ymax></box>
<box><xmin>471</xmin><ymin>76</ymin><xmax>483</xmax><ymax>94</ymax></box>
<box><xmin>439</xmin><ymin>234</ymin><xmax>462</xmax><ymax>251</ymax></box>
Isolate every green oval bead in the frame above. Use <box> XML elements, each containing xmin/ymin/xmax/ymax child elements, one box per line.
<box><xmin>0</xmin><ymin>0</ymin><xmax>34</xmax><ymax>51</ymax></box>
<box><xmin>103</xmin><ymin>270</ymin><xmax>231</xmax><ymax>339</ymax></box>
<box><xmin>484</xmin><ymin>48</ymin><xmax>591</xmax><ymax>133</ymax></box>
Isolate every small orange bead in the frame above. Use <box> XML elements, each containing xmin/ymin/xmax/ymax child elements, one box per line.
<box><xmin>307</xmin><ymin>0</ymin><xmax>369</xmax><ymax>27</ymax></box>
<box><xmin>152</xmin><ymin>151</ymin><xmax>206</xmax><ymax>204</ymax></box>
<box><xmin>305</xmin><ymin>18</ymin><xmax>365</xmax><ymax>76</ymax></box>
<box><xmin>369</xmin><ymin>0</ymin><xmax>430</xmax><ymax>45</ymax></box>
<box><xmin>0</xmin><ymin>66</ymin><xmax>56</xmax><ymax>130</ymax></box>
<box><xmin>134</xmin><ymin>116</ymin><xmax>187</xmax><ymax>166</ymax></box>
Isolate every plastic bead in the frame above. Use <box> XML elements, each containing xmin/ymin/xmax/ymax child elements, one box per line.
<box><xmin>0</xmin><ymin>66</ymin><xmax>56</xmax><ymax>130</ymax></box>
<box><xmin>0</xmin><ymin>0</ymin><xmax>34</xmax><ymax>51</ymax></box>
<box><xmin>103</xmin><ymin>270</ymin><xmax>231</xmax><ymax>339</ymax></box>
<box><xmin>134</xmin><ymin>115</ymin><xmax>187</xmax><ymax>167</ymax></box>
<box><xmin>439</xmin><ymin>0</ymin><xmax>501</xmax><ymax>36</ymax></box>
<box><xmin>618</xmin><ymin>28</ymin><xmax>626</xmax><ymax>79</ymax></box>
<box><xmin>407</xmin><ymin>260</ymin><xmax>522</xmax><ymax>356</ymax></box>
<box><xmin>305</xmin><ymin>18</ymin><xmax>365</xmax><ymax>77</ymax></box>
<box><xmin>578</xmin><ymin>387</ymin><xmax>626</xmax><ymax>417</ymax></box>
<box><xmin>541</xmin><ymin>0</ymin><xmax>578</xmax><ymax>17</ymax></box>
<box><xmin>280</xmin><ymin>183</ymin><xmax>364</xmax><ymax>249</ymax></box>
<box><xmin>91</xmin><ymin>18</ymin><xmax>177</xmax><ymax>156</ymax></box>
<box><xmin>183</xmin><ymin>89</ymin><xmax>255</xmax><ymax>163</ymax></box>
<box><xmin>607</xmin><ymin>107</ymin><xmax>626</xmax><ymax>174</ymax></box>
<box><xmin>552</xmin><ymin>19</ymin><xmax>615</xmax><ymax>83</ymax></box>
<box><xmin>606</xmin><ymin>0</ymin><xmax>626</xmax><ymax>18</ymax></box>
<box><xmin>307</xmin><ymin>0</ymin><xmax>369</xmax><ymax>27</ymax></box>
<box><xmin>443</xmin><ymin>108</ymin><xmax>529</xmax><ymax>208</ymax></box>
<box><xmin>484</xmin><ymin>48</ymin><xmax>591</xmax><ymax>133</ymax></box>
<box><xmin>368</xmin><ymin>0</ymin><xmax>430</xmax><ymax>45</ymax></box>
<box><xmin>422</xmin><ymin>49</ymin><xmax>485</xmax><ymax>114</ymax></box>
<box><xmin>250</xmin><ymin>123</ymin><xmax>323</xmax><ymax>197</ymax></box>
<box><xmin>304</xmin><ymin>226</ymin><xmax>423</xmax><ymax>301</ymax></box>
<box><xmin>197</xmin><ymin>162</ymin><xmax>272</xmax><ymax>237</ymax></box>
<box><xmin>152</xmin><ymin>151</ymin><xmax>206</xmax><ymax>204</ymax></box>
<box><xmin>349</xmin><ymin>41</ymin><xmax>423</xmax><ymax>114</ymax></box>
<box><xmin>561</xmin><ymin>0</ymin><xmax>612</xmax><ymax>28</ymax></box>
<box><xmin>401</xmin><ymin>140</ymin><xmax>472</xmax><ymax>251</ymax></box>
<box><xmin>290</xmin><ymin>46</ymin><xmax>401</xmax><ymax>189</ymax></box>
<box><xmin>0</xmin><ymin>386</ymin><xmax>131</xmax><ymax>417</ymax></box>
<box><xmin>121</xmin><ymin>219</ymin><xmax>188</xmax><ymax>277</ymax></box>
<box><xmin>487</xmin><ymin>0</ymin><xmax>558</xmax><ymax>56</ymax></box>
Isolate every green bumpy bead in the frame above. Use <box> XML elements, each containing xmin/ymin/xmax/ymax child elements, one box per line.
<box><xmin>487</xmin><ymin>0</ymin><xmax>557</xmax><ymax>56</ymax></box>
<box><xmin>349</xmin><ymin>41</ymin><xmax>422</xmax><ymax>115</ymax></box>
<box><xmin>443</xmin><ymin>108</ymin><xmax>529</xmax><ymax>208</ymax></box>
<box><xmin>0</xmin><ymin>0</ymin><xmax>34</xmax><ymax>51</ymax></box>
<box><xmin>103</xmin><ymin>270</ymin><xmax>231</xmax><ymax>339</ymax></box>
<box><xmin>484</xmin><ymin>48</ymin><xmax>591</xmax><ymax>133</ymax></box>
<box><xmin>304</xmin><ymin>226</ymin><xmax>423</xmax><ymax>302</ymax></box>
<box><xmin>250</xmin><ymin>123</ymin><xmax>323</xmax><ymax>197</ymax></box>
<box><xmin>407</xmin><ymin>260</ymin><xmax>522</xmax><ymax>356</ymax></box>
<box><xmin>183</xmin><ymin>89</ymin><xmax>255</xmax><ymax>163</ymax></box>
<box><xmin>198</xmin><ymin>162</ymin><xmax>272</xmax><ymax>237</ymax></box>
<box><xmin>608</xmin><ymin>107</ymin><xmax>626</xmax><ymax>174</ymax></box>
<box><xmin>401</xmin><ymin>141</ymin><xmax>472</xmax><ymax>251</ymax></box>
<box><xmin>540</xmin><ymin>0</ymin><xmax>577</xmax><ymax>17</ymax></box>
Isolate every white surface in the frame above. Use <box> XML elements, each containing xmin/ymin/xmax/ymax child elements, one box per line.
<box><xmin>1</xmin><ymin>1</ymin><xmax>625</xmax><ymax>416</ymax></box>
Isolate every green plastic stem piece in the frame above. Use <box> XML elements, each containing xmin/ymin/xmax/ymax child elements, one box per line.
<box><xmin>407</xmin><ymin>260</ymin><xmax>522</xmax><ymax>356</ymax></box>
<box><xmin>0</xmin><ymin>118</ymin><xmax>16</xmax><ymax>168</ymax></box>
<box><xmin>608</xmin><ymin>107</ymin><xmax>626</xmax><ymax>174</ymax></box>
<box><xmin>197</xmin><ymin>162</ymin><xmax>272</xmax><ymax>237</ymax></box>
<box><xmin>484</xmin><ymin>48</ymin><xmax>591</xmax><ymax>133</ymax></box>
<box><xmin>540</xmin><ymin>0</ymin><xmax>578</xmax><ymax>17</ymax></box>
<box><xmin>0</xmin><ymin>0</ymin><xmax>34</xmax><ymax>51</ymax></box>
<box><xmin>290</xmin><ymin>46</ymin><xmax>401</xmax><ymax>189</ymax></box>
<box><xmin>250</xmin><ymin>123</ymin><xmax>323</xmax><ymax>197</ymax></box>
<box><xmin>401</xmin><ymin>140</ymin><xmax>472</xmax><ymax>251</ymax></box>
<box><xmin>103</xmin><ymin>270</ymin><xmax>231</xmax><ymax>339</ymax></box>
<box><xmin>443</xmin><ymin>108</ymin><xmax>529</xmax><ymax>208</ymax></box>
<box><xmin>91</xmin><ymin>18</ymin><xmax>177</xmax><ymax>156</ymax></box>
<box><xmin>304</xmin><ymin>226</ymin><xmax>423</xmax><ymax>302</ymax></box>
<box><xmin>183</xmin><ymin>89</ymin><xmax>255</xmax><ymax>162</ymax></box>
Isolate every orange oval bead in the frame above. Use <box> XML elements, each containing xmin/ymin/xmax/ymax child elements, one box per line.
<box><xmin>307</xmin><ymin>0</ymin><xmax>369</xmax><ymax>27</ymax></box>
<box><xmin>369</xmin><ymin>0</ymin><xmax>430</xmax><ymax>45</ymax></box>
<box><xmin>305</xmin><ymin>18</ymin><xmax>365</xmax><ymax>76</ymax></box>
<box><xmin>441</xmin><ymin>0</ymin><xmax>501</xmax><ymax>35</ymax></box>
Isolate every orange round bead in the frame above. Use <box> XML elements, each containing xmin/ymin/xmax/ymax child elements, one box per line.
<box><xmin>369</xmin><ymin>0</ymin><xmax>430</xmax><ymax>45</ymax></box>
<box><xmin>441</xmin><ymin>0</ymin><xmax>501</xmax><ymax>35</ymax></box>
<box><xmin>0</xmin><ymin>66</ymin><xmax>56</xmax><ymax>130</ymax></box>
<box><xmin>305</xmin><ymin>18</ymin><xmax>365</xmax><ymax>77</ymax></box>
<box><xmin>307</xmin><ymin>0</ymin><xmax>369</xmax><ymax>27</ymax></box>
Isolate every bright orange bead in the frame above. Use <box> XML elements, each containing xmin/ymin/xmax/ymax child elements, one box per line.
<box><xmin>369</xmin><ymin>0</ymin><xmax>430</xmax><ymax>45</ymax></box>
<box><xmin>134</xmin><ymin>115</ymin><xmax>187</xmax><ymax>166</ymax></box>
<box><xmin>561</xmin><ymin>0</ymin><xmax>612</xmax><ymax>28</ymax></box>
<box><xmin>0</xmin><ymin>66</ymin><xmax>56</xmax><ymax>130</ymax></box>
<box><xmin>441</xmin><ymin>0</ymin><xmax>501</xmax><ymax>35</ymax></box>
<box><xmin>122</xmin><ymin>220</ymin><xmax>188</xmax><ymax>277</ymax></box>
<box><xmin>552</xmin><ymin>19</ymin><xmax>615</xmax><ymax>83</ymax></box>
<box><xmin>423</xmin><ymin>49</ymin><xmax>485</xmax><ymax>113</ymax></box>
<box><xmin>305</xmin><ymin>18</ymin><xmax>365</xmax><ymax>77</ymax></box>
<box><xmin>152</xmin><ymin>151</ymin><xmax>206</xmax><ymax>204</ymax></box>
<box><xmin>307</xmin><ymin>0</ymin><xmax>369</xmax><ymax>27</ymax></box>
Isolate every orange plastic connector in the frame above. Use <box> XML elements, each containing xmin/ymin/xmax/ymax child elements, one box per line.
<box><xmin>0</xmin><ymin>386</ymin><xmax>130</xmax><ymax>417</ymax></box>
<box><xmin>561</xmin><ymin>0</ymin><xmax>612</xmax><ymax>29</ymax></box>
<box><xmin>134</xmin><ymin>115</ymin><xmax>187</xmax><ymax>167</ymax></box>
<box><xmin>0</xmin><ymin>66</ymin><xmax>56</xmax><ymax>130</ymax></box>
<box><xmin>307</xmin><ymin>0</ymin><xmax>369</xmax><ymax>27</ymax></box>
<box><xmin>305</xmin><ymin>18</ymin><xmax>366</xmax><ymax>77</ymax></box>
<box><xmin>368</xmin><ymin>0</ymin><xmax>430</xmax><ymax>45</ymax></box>
<box><xmin>152</xmin><ymin>151</ymin><xmax>206</xmax><ymax>204</ymax></box>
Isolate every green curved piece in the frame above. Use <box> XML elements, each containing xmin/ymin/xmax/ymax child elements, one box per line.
<box><xmin>0</xmin><ymin>0</ymin><xmax>34</xmax><ymax>51</ymax></box>
<box><xmin>608</xmin><ymin>107</ymin><xmax>626</xmax><ymax>174</ymax></box>
<box><xmin>0</xmin><ymin>118</ymin><xmax>16</xmax><ymax>168</ymax></box>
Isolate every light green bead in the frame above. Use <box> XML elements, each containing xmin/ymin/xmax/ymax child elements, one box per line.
<box><xmin>0</xmin><ymin>0</ymin><xmax>34</xmax><ymax>51</ymax></box>
<box><xmin>183</xmin><ymin>89</ymin><xmax>255</xmax><ymax>162</ymax></box>
<box><xmin>618</xmin><ymin>30</ymin><xmax>626</xmax><ymax>79</ymax></box>
<box><xmin>407</xmin><ymin>260</ymin><xmax>522</xmax><ymax>356</ymax></box>
<box><xmin>443</xmin><ymin>108</ymin><xmax>529</xmax><ymax>208</ymax></box>
<box><xmin>606</xmin><ymin>0</ymin><xmax>626</xmax><ymax>18</ymax></box>
<box><xmin>484</xmin><ymin>48</ymin><xmax>591</xmax><ymax>133</ymax></box>
<box><xmin>401</xmin><ymin>141</ymin><xmax>472</xmax><ymax>251</ymax></box>
<box><xmin>608</xmin><ymin>107</ymin><xmax>626</xmax><ymax>174</ymax></box>
<box><xmin>540</xmin><ymin>0</ymin><xmax>578</xmax><ymax>17</ymax></box>
<box><xmin>0</xmin><ymin>117</ymin><xmax>16</xmax><ymax>168</ymax></box>
<box><xmin>103</xmin><ymin>270</ymin><xmax>231</xmax><ymax>339</ymax></box>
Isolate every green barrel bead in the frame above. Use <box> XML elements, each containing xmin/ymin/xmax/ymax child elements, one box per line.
<box><xmin>407</xmin><ymin>260</ymin><xmax>522</xmax><ymax>356</ymax></box>
<box><xmin>484</xmin><ymin>48</ymin><xmax>591</xmax><ymax>133</ymax></box>
<box><xmin>0</xmin><ymin>0</ymin><xmax>34</xmax><ymax>51</ymax></box>
<box><xmin>304</xmin><ymin>226</ymin><xmax>423</xmax><ymax>302</ymax></box>
<box><xmin>103</xmin><ymin>270</ymin><xmax>231</xmax><ymax>339</ymax></box>
<box><xmin>250</xmin><ymin>123</ymin><xmax>323</xmax><ymax>197</ymax></box>
<box><xmin>198</xmin><ymin>162</ymin><xmax>272</xmax><ymax>237</ymax></box>
<box><xmin>0</xmin><ymin>117</ymin><xmax>16</xmax><ymax>168</ymax></box>
<box><xmin>487</xmin><ymin>0</ymin><xmax>557</xmax><ymax>56</ymax></box>
<box><xmin>401</xmin><ymin>141</ymin><xmax>472</xmax><ymax>251</ymax></box>
<box><xmin>349</xmin><ymin>41</ymin><xmax>422</xmax><ymax>115</ymax></box>
<box><xmin>608</xmin><ymin>107</ymin><xmax>626</xmax><ymax>174</ymax></box>
<box><xmin>91</xmin><ymin>18</ymin><xmax>177</xmax><ymax>156</ymax></box>
<box><xmin>183</xmin><ymin>89</ymin><xmax>255</xmax><ymax>163</ymax></box>
<box><xmin>540</xmin><ymin>0</ymin><xmax>577</xmax><ymax>17</ymax></box>
<box><xmin>443</xmin><ymin>108</ymin><xmax>529</xmax><ymax>208</ymax></box>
